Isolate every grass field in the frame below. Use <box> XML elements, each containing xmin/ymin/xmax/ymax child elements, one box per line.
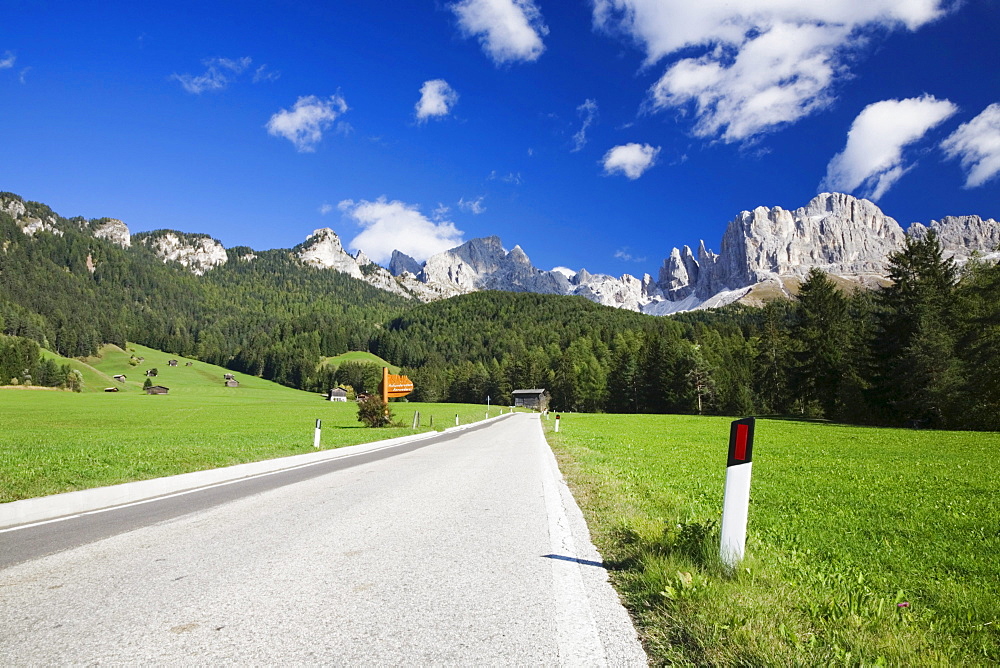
<box><xmin>0</xmin><ymin>344</ymin><xmax>501</xmax><ymax>503</ymax></box>
<box><xmin>545</xmin><ymin>414</ymin><xmax>1000</xmax><ymax>665</ymax></box>
<box><xmin>319</xmin><ymin>350</ymin><xmax>399</xmax><ymax>373</ymax></box>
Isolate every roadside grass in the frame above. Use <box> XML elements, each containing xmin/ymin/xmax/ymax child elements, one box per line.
<box><xmin>544</xmin><ymin>413</ymin><xmax>1000</xmax><ymax>665</ymax></box>
<box><xmin>1</xmin><ymin>344</ymin><xmax>499</xmax><ymax>503</ymax></box>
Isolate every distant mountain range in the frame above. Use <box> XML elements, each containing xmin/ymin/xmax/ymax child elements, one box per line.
<box><xmin>4</xmin><ymin>192</ymin><xmax>998</xmax><ymax>314</ymax></box>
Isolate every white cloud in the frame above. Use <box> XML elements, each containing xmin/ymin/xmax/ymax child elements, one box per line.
<box><xmin>602</xmin><ymin>143</ymin><xmax>660</xmax><ymax>179</ymax></box>
<box><xmin>253</xmin><ymin>64</ymin><xmax>281</xmax><ymax>83</ymax></box>
<box><xmin>432</xmin><ymin>203</ymin><xmax>451</xmax><ymax>220</ymax></box>
<box><xmin>415</xmin><ymin>79</ymin><xmax>459</xmax><ymax>122</ymax></box>
<box><xmin>458</xmin><ymin>196</ymin><xmax>486</xmax><ymax>214</ymax></box>
<box><xmin>572</xmin><ymin>99</ymin><xmax>599</xmax><ymax>152</ymax></box>
<box><xmin>551</xmin><ymin>266</ymin><xmax>577</xmax><ymax>278</ymax></box>
<box><xmin>171</xmin><ymin>56</ymin><xmax>252</xmax><ymax>94</ymax></box>
<box><xmin>338</xmin><ymin>197</ymin><xmax>464</xmax><ymax>263</ymax></box>
<box><xmin>0</xmin><ymin>51</ymin><xmax>15</xmax><ymax>69</ymax></box>
<box><xmin>614</xmin><ymin>248</ymin><xmax>647</xmax><ymax>262</ymax></box>
<box><xmin>941</xmin><ymin>103</ymin><xmax>1000</xmax><ymax>188</ymax></box>
<box><xmin>488</xmin><ymin>170</ymin><xmax>523</xmax><ymax>184</ymax></box>
<box><xmin>267</xmin><ymin>94</ymin><xmax>349</xmax><ymax>152</ymax></box>
<box><xmin>821</xmin><ymin>95</ymin><xmax>957</xmax><ymax>200</ymax></box>
<box><xmin>319</xmin><ymin>203</ymin><xmax>334</xmax><ymax>215</ymax></box>
<box><xmin>593</xmin><ymin>0</ymin><xmax>950</xmax><ymax>142</ymax></box>
<box><xmin>451</xmin><ymin>0</ymin><xmax>548</xmax><ymax>65</ymax></box>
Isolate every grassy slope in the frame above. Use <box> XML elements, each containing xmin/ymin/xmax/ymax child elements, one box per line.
<box><xmin>0</xmin><ymin>344</ymin><xmax>498</xmax><ymax>502</ymax></box>
<box><xmin>545</xmin><ymin>414</ymin><xmax>1000</xmax><ymax>665</ymax></box>
<box><xmin>319</xmin><ymin>350</ymin><xmax>399</xmax><ymax>373</ymax></box>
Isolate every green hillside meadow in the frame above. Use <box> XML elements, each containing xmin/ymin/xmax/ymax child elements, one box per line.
<box><xmin>545</xmin><ymin>413</ymin><xmax>1000</xmax><ymax>665</ymax></box>
<box><xmin>319</xmin><ymin>350</ymin><xmax>399</xmax><ymax>373</ymax></box>
<box><xmin>0</xmin><ymin>344</ymin><xmax>500</xmax><ymax>502</ymax></box>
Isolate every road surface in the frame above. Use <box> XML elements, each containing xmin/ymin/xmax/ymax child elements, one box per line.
<box><xmin>0</xmin><ymin>413</ymin><xmax>646</xmax><ymax>665</ymax></box>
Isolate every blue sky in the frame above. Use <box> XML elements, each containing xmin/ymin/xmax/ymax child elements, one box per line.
<box><xmin>2</xmin><ymin>0</ymin><xmax>998</xmax><ymax>276</ymax></box>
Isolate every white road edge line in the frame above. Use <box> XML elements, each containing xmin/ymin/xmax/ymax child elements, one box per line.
<box><xmin>538</xmin><ymin>415</ymin><xmax>609</xmax><ymax>666</ymax></box>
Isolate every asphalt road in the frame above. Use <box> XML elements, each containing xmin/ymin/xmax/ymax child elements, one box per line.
<box><xmin>0</xmin><ymin>413</ymin><xmax>646</xmax><ymax>665</ymax></box>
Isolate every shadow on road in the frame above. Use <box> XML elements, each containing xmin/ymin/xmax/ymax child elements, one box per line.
<box><xmin>542</xmin><ymin>553</ymin><xmax>608</xmax><ymax>569</ymax></box>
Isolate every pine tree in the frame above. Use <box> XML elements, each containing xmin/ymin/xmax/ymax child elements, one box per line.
<box><xmin>792</xmin><ymin>269</ymin><xmax>849</xmax><ymax>418</ymax></box>
<box><xmin>873</xmin><ymin>231</ymin><xmax>960</xmax><ymax>426</ymax></box>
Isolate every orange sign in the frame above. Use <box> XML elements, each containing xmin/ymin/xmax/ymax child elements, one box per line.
<box><xmin>385</xmin><ymin>374</ymin><xmax>414</xmax><ymax>397</ymax></box>
<box><xmin>380</xmin><ymin>367</ymin><xmax>414</xmax><ymax>402</ymax></box>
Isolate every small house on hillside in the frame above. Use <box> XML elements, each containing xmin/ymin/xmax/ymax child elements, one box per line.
<box><xmin>225</xmin><ymin>379</ymin><xmax>239</xmax><ymax>388</ymax></box>
<box><xmin>223</xmin><ymin>373</ymin><xmax>235</xmax><ymax>381</ymax></box>
<box><xmin>104</xmin><ymin>387</ymin><xmax>120</xmax><ymax>393</ymax></box>
<box><xmin>146</xmin><ymin>369</ymin><xmax>158</xmax><ymax>377</ymax></box>
<box><xmin>328</xmin><ymin>387</ymin><xmax>348</xmax><ymax>402</ymax></box>
<box><xmin>113</xmin><ymin>374</ymin><xmax>126</xmax><ymax>382</ymax></box>
<box><xmin>185</xmin><ymin>362</ymin><xmax>193</xmax><ymax>367</ymax></box>
<box><xmin>168</xmin><ymin>360</ymin><xmax>178</xmax><ymax>367</ymax></box>
<box><xmin>145</xmin><ymin>385</ymin><xmax>169</xmax><ymax>395</ymax></box>
<box><xmin>512</xmin><ymin>389</ymin><xmax>549</xmax><ymax>411</ymax></box>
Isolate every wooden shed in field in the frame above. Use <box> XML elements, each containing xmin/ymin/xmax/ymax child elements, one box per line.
<box><xmin>225</xmin><ymin>379</ymin><xmax>239</xmax><ymax>388</ymax></box>
<box><xmin>145</xmin><ymin>385</ymin><xmax>169</xmax><ymax>395</ymax></box>
<box><xmin>328</xmin><ymin>387</ymin><xmax>348</xmax><ymax>402</ymax></box>
<box><xmin>512</xmin><ymin>389</ymin><xmax>549</xmax><ymax>411</ymax></box>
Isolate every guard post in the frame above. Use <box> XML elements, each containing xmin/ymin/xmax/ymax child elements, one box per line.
<box><xmin>720</xmin><ymin>417</ymin><xmax>754</xmax><ymax>568</ymax></box>
<box><xmin>313</xmin><ymin>418</ymin><xmax>322</xmax><ymax>449</ymax></box>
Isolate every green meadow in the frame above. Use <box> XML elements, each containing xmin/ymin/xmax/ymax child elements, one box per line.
<box><xmin>545</xmin><ymin>414</ymin><xmax>1000</xmax><ymax>665</ymax></box>
<box><xmin>319</xmin><ymin>350</ymin><xmax>399</xmax><ymax>373</ymax></box>
<box><xmin>0</xmin><ymin>344</ymin><xmax>498</xmax><ymax>503</ymax></box>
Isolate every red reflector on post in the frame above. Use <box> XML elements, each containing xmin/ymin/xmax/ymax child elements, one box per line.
<box><xmin>727</xmin><ymin>417</ymin><xmax>755</xmax><ymax>467</ymax></box>
<box><xmin>734</xmin><ymin>424</ymin><xmax>748</xmax><ymax>461</ymax></box>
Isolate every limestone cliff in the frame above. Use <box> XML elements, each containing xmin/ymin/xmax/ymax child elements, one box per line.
<box><xmin>135</xmin><ymin>230</ymin><xmax>228</xmax><ymax>276</ymax></box>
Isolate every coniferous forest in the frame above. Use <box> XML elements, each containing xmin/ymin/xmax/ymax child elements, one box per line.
<box><xmin>2</xmin><ymin>193</ymin><xmax>999</xmax><ymax>430</ymax></box>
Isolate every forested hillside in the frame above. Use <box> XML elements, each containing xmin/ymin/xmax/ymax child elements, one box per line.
<box><xmin>2</xmin><ymin>192</ymin><xmax>998</xmax><ymax>430</ymax></box>
<box><xmin>0</xmin><ymin>195</ymin><xmax>410</xmax><ymax>388</ymax></box>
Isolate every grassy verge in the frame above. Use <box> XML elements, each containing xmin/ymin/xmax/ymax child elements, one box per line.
<box><xmin>544</xmin><ymin>413</ymin><xmax>1000</xmax><ymax>665</ymax></box>
<box><xmin>0</xmin><ymin>343</ymin><xmax>503</xmax><ymax>502</ymax></box>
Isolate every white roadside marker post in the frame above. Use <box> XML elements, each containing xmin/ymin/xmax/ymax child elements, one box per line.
<box><xmin>455</xmin><ymin>413</ymin><xmax>459</xmax><ymax>426</ymax></box>
<box><xmin>554</xmin><ymin>414</ymin><xmax>561</xmax><ymax>432</ymax></box>
<box><xmin>720</xmin><ymin>417</ymin><xmax>755</xmax><ymax>569</ymax></box>
<box><xmin>313</xmin><ymin>419</ymin><xmax>322</xmax><ymax>449</ymax></box>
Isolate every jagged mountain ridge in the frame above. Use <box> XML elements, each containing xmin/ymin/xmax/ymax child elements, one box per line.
<box><xmin>3</xmin><ymin>191</ymin><xmax>997</xmax><ymax>314</ymax></box>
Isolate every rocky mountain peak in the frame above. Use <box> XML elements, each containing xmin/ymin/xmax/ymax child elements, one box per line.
<box><xmin>297</xmin><ymin>228</ymin><xmax>363</xmax><ymax>279</ymax></box>
<box><xmin>353</xmin><ymin>249</ymin><xmax>374</xmax><ymax>267</ymax></box>
<box><xmin>908</xmin><ymin>215</ymin><xmax>1000</xmax><ymax>263</ymax></box>
<box><xmin>136</xmin><ymin>231</ymin><xmax>228</xmax><ymax>276</ymax></box>
<box><xmin>91</xmin><ymin>218</ymin><xmax>131</xmax><ymax>248</ymax></box>
<box><xmin>388</xmin><ymin>250</ymin><xmax>422</xmax><ymax>277</ymax></box>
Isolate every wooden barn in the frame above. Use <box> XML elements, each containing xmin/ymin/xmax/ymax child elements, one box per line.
<box><xmin>328</xmin><ymin>387</ymin><xmax>348</xmax><ymax>402</ymax></box>
<box><xmin>145</xmin><ymin>385</ymin><xmax>169</xmax><ymax>395</ymax></box>
<box><xmin>225</xmin><ymin>379</ymin><xmax>239</xmax><ymax>388</ymax></box>
<box><xmin>512</xmin><ymin>389</ymin><xmax>549</xmax><ymax>411</ymax></box>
